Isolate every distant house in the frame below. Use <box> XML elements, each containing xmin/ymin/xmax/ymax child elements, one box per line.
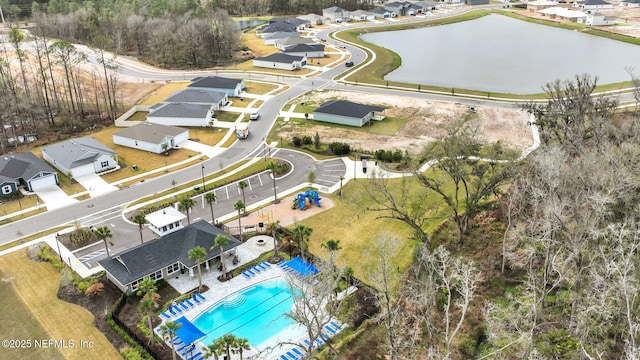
<box><xmin>0</xmin><ymin>152</ymin><xmax>58</xmax><ymax>196</ymax></box>
<box><xmin>99</xmin><ymin>220</ymin><xmax>242</xmax><ymax>294</ymax></box>
<box><xmin>349</xmin><ymin>10</ymin><xmax>376</xmax><ymax>21</ymax></box>
<box><xmin>620</xmin><ymin>0</ymin><xmax>640</xmax><ymax>7</ymax></box>
<box><xmin>539</xmin><ymin>6</ymin><xmax>587</xmax><ymax>21</ymax></box>
<box><xmin>527</xmin><ymin>0</ymin><xmax>558</xmax><ymax>12</ymax></box>
<box><xmin>164</xmin><ymin>89</ymin><xmax>228</xmax><ymax>110</ymax></box>
<box><xmin>146</xmin><ymin>102</ymin><xmax>214</xmax><ymax>127</ymax></box>
<box><xmin>274</xmin><ymin>37</ymin><xmax>317</xmax><ymax>50</ymax></box>
<box><xmin>254</xmin><ymin>53</ymin><xmax>307</xmax><ymax>70</ymax></box>
<box><xmin>414</xmin><ymin>0</ymin><xmax>440</xmax><ymax>10</ymax></box>
<box><xmin>578</xmin><ymin>11</ymin><xmax>616</xmax><ymax>25</ymax></box>
<box><xmin>385</xmin><ymin>2</ymin><xmax>407</xmax><ymax>16</ymax></box>
<box><xmin>370</xmin><ymin>7</ymin><xmax>393</xmax><ymax>18</ymax></box>
<box><xmin>263</xmin><ymin>31</ymin><xmax>300</xmax><ymax>45</ymax></box>
<box><xmin>145</xmin><ymin>206</ymin><xmax>187</xmax><ymax>236</ymax></box>
<box><xmin>323</xmin><ymin>6</ymin><xmax>348</xmax><ymax>22</ymax></box>
<box><xmin>42</xmin><ymin>137</ymin><xmax>118</xmax><ymax>178</ymax></box>
<box><xmin>574</xmin><ymin>0</ymin><xmax>613</xmax><ymax>9</ymax></box>
<box><xmin>282</xmin><ymin>43</ymin><xmax>325</xmax><ymax>58</ymax></box>
<box><xmin>313</xmin><ymin>100</ymin><xmax>385</xmax><ymax>127</ymax></box>
<box><xmin>112</xmin><ymin>123</ymin><xmax>189</xmax><ymax>154</ymax></box>
<box><xmin>283</xmin><ymin>18</ymin><xmax>312</xmax><ymax>30</ymax></box>
<box><xmin>188</xmin><ymin>76</ymin><xmax>245</xmax><ymax>97</ymax></box>
<box><xmin>466</xmin><ymin>0</ymin><xmax>489</xmax><ymax>4</ymax></box>
<box><xmin>298</xmin><ymin>13</ymin><xmax>324</xmax><ymax>25</ymax></box>
<box><xmin>258</xmin><ymin>23</ymin><xmax>298</xmax><ymax>37</ymax></box>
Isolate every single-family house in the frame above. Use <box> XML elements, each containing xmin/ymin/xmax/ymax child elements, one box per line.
<box><xmin>370</xmin><ymin>7</ymin><xmax>393</xmax><ymax>18</ymax></box>
<box><xmin>146</xmin><ymin>102</ymin><xmax>214</xmax><ymax>127</ymax></box>
<box><xmin>282</xmin><ymin>43</ymin><xmax>325</xmax><ymax>58</ymax></box>
<box><xmin>99</xmin><ymin>220</ymin><xmax>242</xmax><ymax>294</ymax></box>
<box><xmin>263</xmin><ymin>31</ymin><xmax>301</xmax><ymax>45</ymax></box>
<box><xmin>145</xmin><ymin>206</ymin><xmax>187</xmax><ymax>236</ymax></box>
<box><xmin>284</xmin><ymin>18</ymin><xmax>312</xmax><ymax>30</ymax></box>
<box><xmin>574</xmin><ymin>0</ymin><xmax>613</xmax><ymax>9</ymax></box>
<box><xmin>298</xmin><ymin>13</ymin><xmax>324</xmax><ymax>25</ymax></box>
<box><xmin>42</xmin><ymin>137</ymin><xmax>118</xmax><ymax>178</ymax></box>
<box><xmin>527</xmin><ymin>0</ymin><xmax>558</xmax><ymax>12</ymax></box>
<box><xmin>539</xmin><ymin>6</ymin><xmax>587</xmax><ymax>21</ymax></box>
<box><xmin>385</xmin><ymin>2</ymin><xmax>408</xmax><ymax>16</ymax></box>
<box><xmin>349</xmin><ymin>10</ymin><xmax>376</xmax><ymax>21</ymax></box>
<box><xmin>273</xmin><ymin>37</ymin><xmax>317</xmax><ymax>50</ymax></box>
<box><xmin>313</xmin><ymin>100</ymin><xmax>386</xmax><ymax>127</ymax></box>
<box><xmin>620</xmin><ymin>0</ymin><xmax>640</xmax><ymax>7</ymax></box>
<box><xmin>0</xmin><ymin>152</ymin><xmax>58</xmax><ymax>196</ymax></box>
<box><xmin>188</xmin><ymin>76</ymin><xmax>245</xmax><ymax>97</ymax></box>
<box><xmin>254</xmin><ymin>53</ymin><xmax>307</xmax><ymax>70</ymax></box>
<box><xmin>577</xmin><ymin>11</ymin><xmax>616</xmax><ymax>25</ymax></box>
<box><xmin>112</xmin><ymin>123</ymin><xmax>189</xmax><ymax>154</ymax></box>
<box><xmin>258</xmin><ymin>23</ymin><xmax>298</xmax><ymax>37</ymax></box>
<box><xmin>323</xmin><ymin>6</ymin><xmax>348</xmax><ymax>22</ymax></box>
<box><xmin>415</xmin><ymin>0</ymin><xmax>441</xmax><ymax>10</ymax></box>
<box><xmin>466</xmin><ymin>0</ymin><xmax>489</xmax><ymax>5</ymax></box>
<box><xmin>164</xmin><ymin>88</ymin><xmax>228</xmax><ymax>110</ymax></box>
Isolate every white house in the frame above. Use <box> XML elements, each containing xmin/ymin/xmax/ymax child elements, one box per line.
<box><xmin>254</xmin><ymin>53</ymin><xmax>307</xmax><ymax>70</ymax></box>
<box><xmin>146</xmin><ymin>102</ymin><xmax>214</xmax><ymax>127</ymax></box>
<box><xmin>164</xmin><ymin>88</ymin><xmax>228</xmax><ymax>110</ymax></box>
<box><xmin>42</xmin><ymin>137</ymin><xmax>118</xmax><ymax>178</ymax></box>
<box><xmin>323</xmin><ymin>6</ymin><xmax>348</xmax><ymax>22</ymax></box>
<box><xmin>298</xmin><ymin>13</ymin><xmax>324</xmax><ymax>25</ymax></box>
<box><xmin>282</xmin><ymin>43</ymin><xmax>325</xmax><ymax>58</ymax></box>
<box><xmin>620</xmin><ymin>0</ymin><xmax>640</xmax><ymax>7</ymax></box>
<box><xmin>274</xmin><ymin>37</ymin><xmax>317</xmax><ymax>50</ymax></box>
<box><xmin>349</xmin><ymin>10</ymin><xmax>376</xmax><ymax>21</ymax></box>
<box><xmin>578</xmin><ymin>11</ymin><xmax>616</xmax><ymax>25</ymax></box>
<box><xmin>112</xmin><ymin>123</ymin><xmax>189</xmax><ymax>154</ymax></box>
<box><xmin>188</xmin><ymin>76</ymin><xmax>245</xmax><ymax>97</ymax></box>
<box><xmin>263</xmin><ymin>31</ymin><xmax>300</xmax><ymax>45</ymax></box>
<box><xmin>573</xmin><ymin>0</ymin><xmax>613</xmax><ymax>9</ymax></box>
<box><xmin>370</xmin><ymin>7</ymin><xmax>394</xmax><ymax>18</ymax></box>
<box><xmin>145</xmin><ymin>206</ymin><xmax>187</xmax><ymax>236</ymax></box>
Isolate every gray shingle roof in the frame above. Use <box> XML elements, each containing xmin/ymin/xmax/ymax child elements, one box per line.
<box><xmin>188</xmin><ymin>76</ymin><xmax>243</xmax><ymax>90</ymax></box>
<box><xmin>578</xmin><ymin>0</ymin><xmax>611</xmax><ymax>4</ymax></box>
<box><xmin>0</xmin><ymin>152</ymin><xmax>56</xmax><ymax>184</ymax></box>
<box><xmin>324</xmin><ymin>6</ymin><xmax>346</xmax><ymax>12</ymax></box>
<box><xmin>42</xmin><ymin>137</ymin><xmax>116</xmax><ymax>170</ymax></box>
<box><xmin>314</xmin><ymin>100</ymin><xmax>385</xmax><ymax>118</ymax></box>
<box><xmin>148</xmin><ymin>102</ymin><xmax>212</xmax><ymax>119</ymax></box>
<box><xmin>282</xmin><ymin>43</ymin><xmax>325</xmax><ymax>53</ymax></box>
<box><xmin>165</xmin><ymin>88</ymin><xmax>227</xmax><ymax>104</ymax></box>
<box><xmin>98</xmin><ymin>220</ymin><xmax>242</xmax><ymax>286</ymax></box>
<box><xmin>259</xmin><ymin>23</ymin><xmax>298</xmax><ymax>34</ymax></box>
<box><xmin>113</xmin><ymin>123</ymin><xmax>188</xmax><ymax>144</ymax></box>
<box><xmin>275</xmin><ymin>37</ymin><xmax>317</xmax><ymax>47</ymax></box>
<box><xmin>255</xmin><ymin>53</ymin><xmax>305</xmax><ymax>63</ymax></box>
<box><xmin>263</xmin><ymin>31</ymin><xmax>300</xmax><ymax>40</ymax></box>
<box><xmin>370</xmin><ymin>8</ymin><xmax>391</xmax><ymax>14</ymax></box>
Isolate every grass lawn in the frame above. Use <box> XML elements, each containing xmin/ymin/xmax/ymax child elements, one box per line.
<box><xmin>216</xmin><ymin>111</ymin><xmax>242</xmax><ymax>122</ymax></box>
<box><xmin>137</xmin><ymin>81</ymin><xmax>190</xmax><ymax>105</ymax></box>
<box><xmin>125</xmin><ymin>111</ymin><xmax>148</xmax><ymax>121</ymax></box>
<box><xmin>0</xmin><ymin>250</ymin><xmax>120</xmax><ymax>360</ymax></box>
<box><xmin>1</xmin><ymin>194</ymin><xmax>40</xmax><ymax>217</ymax></box>
<box><xmin>270</xmin><ymin>115</ymin><xmax>408</xmax><ymax>138</ymax></box>
<box><xmin>244</xmin><ymin>81</ymin><xmax>280</xmax><ymax>94</ymax></box>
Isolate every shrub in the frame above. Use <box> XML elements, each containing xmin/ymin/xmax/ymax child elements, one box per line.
<box><xmin>302</xmin><ymin>135</ymin><xmax>313</xmax><ymax>145</ymax></box>
<box><xmin>85</xmin><ymin>282</ymin><xmax>105</xmax><ymax>297</ymax></box>
<box><xmin>292</xmin><ymin>136</ymin><xmax>302</xmax><ymax>147</ymax></box>
<box><xmin>329</xmin><ymin>142</ymin><xmax>351</xmax><ymax>155</ymax></box>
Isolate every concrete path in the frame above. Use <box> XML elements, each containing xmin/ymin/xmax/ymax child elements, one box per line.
<box><xmin>75</xmin><ymin>173</ymin><xmax>119</xmax><ymax>197</ymax></box>
<box><xmin>34</xmin><ymin>185</ymin><xmax>78</xmax><ymax>210</ymax></box>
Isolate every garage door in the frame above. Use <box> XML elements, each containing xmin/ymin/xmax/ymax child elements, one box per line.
<box><xmin>29</xmin><ymin>174</ymin><xmax>58</xmax><ymax>191</ymax></box>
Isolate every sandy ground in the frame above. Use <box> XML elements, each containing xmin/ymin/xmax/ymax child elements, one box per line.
<box><xmin>524</xmin><ymin>6</ymin><xmax>640</xmax><ymax>37</ymax></box>
<box><xmin>284</xmin><ymin>90</ymin><xmax>533</xmax><ymax>156</ymax></box>
<box><xmin>242</xmin><ymin>194</ymin><xmax>335</xmax><ymax>227</ymax></box>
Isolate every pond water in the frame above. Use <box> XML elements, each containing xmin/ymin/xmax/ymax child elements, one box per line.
<box><xmin>359</xmin><ymin>14</ymin><xmax>640</xmax><ymax>94</ymax></box>
<box><xmin>236</xmin><ymin>19</ymin><xmax>266</xmax><ymax>30</ymax></box>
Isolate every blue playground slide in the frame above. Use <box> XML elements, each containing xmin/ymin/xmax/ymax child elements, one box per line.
<box><xmin>293</xmin><ymin>190</ymin><xmax>322</xmax><ymax>210</ymax></box>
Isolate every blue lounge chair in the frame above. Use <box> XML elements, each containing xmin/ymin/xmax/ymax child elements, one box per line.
<box><xmin>185</xmin><ymin>299</ymin><xmax>195</xmax><ymax>308</ymax></box>
<box><xmin>324</xmin><ymin>325</ymin><xmax>337</xmax><ymax>334</ymax></box>
<box><xmin>173</xmin><ymin>305</ymin><xmax>183</xmax><ymax>313</ymax></box>
<box><xmin>280</xmin><ymin>355</ymin><xmax>289</xmax><ymax>360</ymax></box>
<box><xmin>303</xmin><ymin>339</ymin><xmax>318</xmax><ymax>350</ymax></box>
<box><xmin>252</xmin><ymin>266</ymin><xmax>261</xmax><ymax>273</ymax></box>
<box><xmin>187</xmin><ymin>351</ymin><xmax>203</xmax><ymax>360</ymax></box>
<box><xmin>242</xmin><ymin>271</ymin><xmax>251</xmax><ymax>279</ymax></box>
<box><xmin>246</xmin><ymin>268</ymin><xmax>256</xmax><ymax>276</ymax></box>
<box><xmin>286</xmin><ymin>350</ymin><xmax>299</xmax><ymax>360</ymax></box>
<box><xmin>168</xmin><ymin>306</ymin><xmax>178</xmax><ymax>316</ymax></box>
<box><xmin>315</xmin><ymin>338</ymin><xmax>324</xmax><ymax>346</ymax></box>
<box><xmin>195</xmin><ymin>293</ymin><xmax>206</xmax><ymax>301</ymax></box>
<box><xmin>178</xmin><ymin>302</ymin><xmax>189</xmax><ymax>311</ymax></box>
<box><xmin>277</xmin><ymin>260</ymin><xmax>287</xmax><ymax>266</ymax></box>
<box><xmin>261</xmin><ymin>261</ymin><xmax>272</xmax><ymax>268</ymax></box>
<box><xmin>256</xmin><ymin>263</ymin><xmax>267</xmax><ymax>270</ymax></box>
<box><xmin>192</xmin><ymin>294</ymin><xmax>202</xmax><ymax>304</ymax></box>
<box><xmin>292</xmin><ymin>347</ymin><xmax>304</xmax><ymax>356</ymax></box>
<box><xmin>330</xmin><ymin>321</ymin><xmax>343</xmax><ymax>330</ymax></box>
<box><xmin>160</xmin><ymin>311</ymin><xmax>171</xmax><ymax>320</ymax></box>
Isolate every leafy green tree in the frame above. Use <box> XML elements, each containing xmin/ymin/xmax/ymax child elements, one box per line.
<box><xmin>321</xmin><ymin>239</ymin><xmax>342</xmax><ymax>268</ymax></box>
<box><xmin>188</xmin><ymin>246</ymin><xmax>207</xmax><ymax>293</ymax></box>
<box><xmin>212</xmin><ymin>235</ymin><xmax>230</xmax><ymax>280</ymax></box>
<box><xmin>94</xmin><ymin>226</ymin><xmax>112</xmax><ymax>258</ymax></box>
<box><xmin>178</xmin><ymin>197</ymin><xmax>195</xmax><ymax>225</ymax></box>
<box><xmin>232</xmin><ymin>336</ymin><xmax>251</xmax><ymax>360</ymax></box>
<box><xmin>131</xmin><ymin>213</ymin><xmax>146</xmax><ymax>244</ymax></box>
<box><xmin>205</xmin><ymin>192</ymin><xmax>217</xmax><ymax>224</ymax></box>
<box><xmin>203</xmin><ymin>339</ymin><xmax>224</xmax><ymax>360</ymax></box>
<box><xmin>292</xmin><ymin>224</ymin><xmax>312</xmax><ymax>260</ymax></box>
<box><xmin>160</xmin><ymin>321</ymin><xmax>182</xmax><ymax>360</ymax></box>
<box><xmin>238</xmin><ymin>180</ymin><xmax>248</xmax><ymax>211</ymax></box>
<box><xmin>307</xmin><ymin>170</ymin><xmax>316</xmax><ymax>189</ymax></box>
<box><xmin>139</xmin><ymin>295</ymin><xmax>159</xmax><ymax>345</ymax></box>
<box><xmin>234</xmin><ymin>200</ymin><xmax>245</xmax><ymax>240</ymax></box>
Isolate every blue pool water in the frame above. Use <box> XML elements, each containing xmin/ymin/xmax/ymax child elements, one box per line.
<box><xmin>192</xmin><ymin>277</ymin><xmax>303</xmax><ymax>349</ymax></box>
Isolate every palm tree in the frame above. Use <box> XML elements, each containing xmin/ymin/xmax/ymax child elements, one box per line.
<box><xmin>178</xmin><ymin>197</ymin><xmax>195</xmax><ymax>225</ymax></box>
<box><xmin>268</xmin><ymin>220</ymin><xmax>281</xmax><ymax>261</ymax></box>
<box><xmin>321</xmin><ymin>239</ymin><xmax>342</xmax><ymax>268</ymax></box>
<box><xmin>232</xmin><ymin>336</ymin><xmax>251</xmax><ymax>360</ymax></box>
<box><xmin>131</xmin><ymin>213</ymin><xmax>146</xmax><ymax>244</ymax></box>
<box><xmin>221</xmin><ymin>334</ymin><xmax>236</xmax><ymax>360</ymax></box>
<box><xmin>212</xmin><ymin>235</ymin><xmax>230</xmax><ymax>280</ymax></box>
<box><xmin>237</xmin><ymin>180</ymin><xmax>248</xmax><ymax>214</ymax></box>
<box><xmin>204</xmin><ymin>192</ymin><xmax>217</xmax><ymax>224</ymax></box>
<box><xmin>234</xmin><ymin>200</ymin><xmax>245</xmax><ymax>240</ymax></box>
<box><xmin>203</xmin><ymin>339</ymin><xmax>224</xmax><ymax>360</ymax></box>
<box><xmin>188</xmin><ymin>246</ymin><xmax>207</xmax><ymax>293</ymax></box>
<box><xmin>292</xmin><ymin>224</ymin><xmax>313</xmax><ymax>260</ymax></box>
<box><xmin>136</xmin><ymin>278</ymin><xmax>157</xmax><ymax>298</ymax></box>
<box><xmin>139</xmin><ymin>295</ymin><xmax>159</xmax><ymax>345</ymax></box>
<box><xmin>266</xmin><ymin>161</ymin><xmax>283</xmax><ymax>204</ymax></box>
<box><xmin>339</xmin><ymin>175</ymin><xmax>345</xmax><ymax>198</ymax></box>
<box><xmin>160</xmin><ymin>321</ymin><xmax>182</xmax><ymax>360</ymax></box>
<box><xmin>94</xmin><ymin>226</ymin><xmax>112</xmax><ymax>258</ymax></box>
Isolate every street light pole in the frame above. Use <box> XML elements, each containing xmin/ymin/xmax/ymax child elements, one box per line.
<box><xmin>201</xmin><ymin>165</ymin><xmax>206</xmax><ymax>192</ymax></box>
<box><xmin>289</xmin><ymin>239</ymin><xmax>293</xmax><ymax>258</ymax></box>
<box><xmin>55</xmin><ymin>233</ymin><xmax>63</xmax><ymax>263</ymax></box>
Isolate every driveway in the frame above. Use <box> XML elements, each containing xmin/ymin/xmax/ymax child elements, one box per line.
<box><xmin>34</xmin><ymin>185</ymin><xmax>78</xmax><ymax>211</ymax></box>
<box><xmin>179</xmin><ymin>140</ymin><xmax>223</xmax><ymax>158</ymax></box>
<box><xmin>75</xmin><ymin>173</ymin><xmax>118</xmax><ymax>197</ymax></box>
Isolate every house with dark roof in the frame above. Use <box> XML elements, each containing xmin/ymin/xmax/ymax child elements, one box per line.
<box><xmin>323</xmin><ymin>6</ymin><xmax>348</xmax><ymax>22</ymax></box>
<box><xmin>274</xmin><ymin>37</ymin><xmax>317</xmax><ymax>50</ymax></box>
<box><xmin>146</xmin><ymin>102</ymin><xmax>215</xmax><ymax>127</ymax></box>
<box><xmin>313</xmin><ymin>100</ymin><xmax>385</xmax><ymax>127</ymax></box>
<box><xmin>414</xmin><ymin>0</ymin><xmax>441</xmax><ymax>10</ymax></box>
<box><xmin>188</xmin><ymin>76</ymin><xmax>245</xmax><ymax>97</ymax></box>
<box><xmin>298</xmin><ymin>13</ymin><xmax>324</xmax><ymax>25</ymax></box>
<box><xmin>466</xmin><ymin>0</ymin><xmax>489</xmax><ymax>5</ymax></box>
<box><xmin>112</xmin><ymin>123</ymin><xmax>189</xmax><ymax>154</ymax></box>
<box><xmin>573</xmin><ymin>0</ymin><xmax>612</xmax><ymax>8</ymax></box>
<box><xmin>99</xmin><ymin>220</ymin><xmax>242</xmax><ymax>294</ymax></box>
<box><xmin>254</xmin><ymin>53</ymin><xmax>307</xmax><ymax>70</ymax></box>
<box><xmin>620</xmin><ymin>0</ymin><xmax>640</xmax><ymax>7</ymax></box>
<box><xmin>269</xmin><ymin>17</ymin><xmax>311</xmax><ymax>30</ymax></box>
<box><xmin>349</xmin><ymin>10</ymin><xmax>376</xmax><ymax>21</ymax></box>
<box><xmin>258</xmin><ymin>23</ymin><xmax>298</xmax><ymax>37</ymax></box>
<box><xmin>42</xmin><ymin>137</ymin><xmax>118</xmax><ymax>178</ymax></box>
<box><xmin>385</xmin><ymin>2</ymin><xmax>407</xmax><ymax>16</ymax></box>
<box><xmin>282</xmin><ymin>43</ymin><xmax>325</xmax><ymax>58</ymax></box>
<box><xmin>0</xmin><ymin>152</ymin><xmax>58</xmax><ymax>196</ymax></box>
<box><xmin>370</xmin><ymin>7</ymin><xmax>393</xmax><ymax>18</ymax></box>
<box><xmin>164</xmin><ymin>88</ymin><xmax>228</xmax><ymax>110</ymax></box>
<box><xmin>263</xmin><ymin>31</ymin><xmax>301</xmax><ymax>45</ymax></box>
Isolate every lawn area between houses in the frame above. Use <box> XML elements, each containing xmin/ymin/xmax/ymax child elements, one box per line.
<box><xmin>0</xmin><ymin>250</ymin><xmax>120</xmax><ymax>360</ymax></box>
<box><xmin>137</xmin><ymin>81</ymin><xmax>190</xmax><ymax>105</ymax></box>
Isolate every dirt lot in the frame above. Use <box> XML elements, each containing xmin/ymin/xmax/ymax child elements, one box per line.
<box><xmin>283</xmin><ymin>90</ymin><xmax>533</xmax><ymax>156</ymax></box>
<box><xmin>523</xmin><ymin>6</ymin><xmax>640</xmax><ymax>37</ymax></box>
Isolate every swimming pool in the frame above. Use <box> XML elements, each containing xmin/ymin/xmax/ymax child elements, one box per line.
<box><xmin>192</xmin><ymin>277</ymin><xmax>304</xmax><ymax>350</ymax></box>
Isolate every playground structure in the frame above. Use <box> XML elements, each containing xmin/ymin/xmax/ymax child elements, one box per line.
<box><xmin>292</xmin><ymin>189</ymin><xmax>321</xmax><ymax>210</ymax></box>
